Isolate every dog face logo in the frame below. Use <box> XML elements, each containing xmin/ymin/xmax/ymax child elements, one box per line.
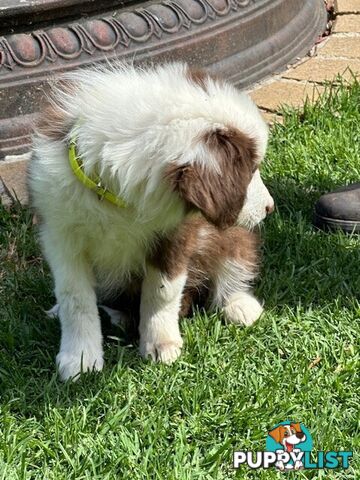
<box><xmin>266</xmin><ymin>421</ymin><xmax>312</xmax><ymax>471</ymax></box>
<box><xmin>268</xmin><ymin>423</ymin><xmax>306</xmax><ymax>453</ymax></box>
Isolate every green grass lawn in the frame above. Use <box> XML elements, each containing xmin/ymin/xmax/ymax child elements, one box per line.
<box><xmin>0</xmin><ymin>81</ymin><xmax>359</xmax><ymax>479</ymax></box>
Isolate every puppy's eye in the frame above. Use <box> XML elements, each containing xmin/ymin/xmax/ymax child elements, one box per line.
<box><xmin>291</xmin><ymin>428</ymin><xmax>295</xmax><ymax>434</ymax></box>
<box><xmin>284</xmin><ymin>431</ymin><xmax>289</xmax><ymax>437</ymax></box>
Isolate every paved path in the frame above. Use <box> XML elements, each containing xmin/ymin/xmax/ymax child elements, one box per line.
<box><xmin>249</xmin><ymin>0</ymin><xmax>360</xmax><ymax>124</ymax></box>
<box><xmin>1</xmin><ymin>0</ymin><xmax>359</xmax><ymax>204</ymax></box>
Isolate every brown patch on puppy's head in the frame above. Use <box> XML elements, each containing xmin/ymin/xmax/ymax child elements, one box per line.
<box><xmin>166</xmin><ymin>127</ymin><xmax>256</xmax><ymax>229</ymax></box>
<box><xmin>186</xmin><ymin>68</ymin><xmax>210</xmax><ymax>92</ymax></box>
<box><xmin>186</xmin><ymin>67</ymin><xmax>223</xmax><ymax>93</ymax></box>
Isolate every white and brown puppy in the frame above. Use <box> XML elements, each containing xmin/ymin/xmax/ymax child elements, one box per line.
<box><xmin>29</xmin><ymin>62</ymin><xmax>274</xmax><ymax>380</ymax></box>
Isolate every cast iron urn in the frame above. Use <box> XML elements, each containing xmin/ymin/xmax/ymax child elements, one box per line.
<box><xmin>0</xmin><ymin>0</ymin><xmax>326</xmax><ymax>158</ymax></box>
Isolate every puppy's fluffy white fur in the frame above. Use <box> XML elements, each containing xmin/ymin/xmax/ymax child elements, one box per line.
<box><xmin>29</xmin><ymin>62</ymin><xmax>273</xmax><ymax>380</ymax></box>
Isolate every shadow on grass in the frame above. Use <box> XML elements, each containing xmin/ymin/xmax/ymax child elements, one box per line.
<box><xmin>0</xmin><ymin>307</ymin><xmax>145</xmax><ymax>414</ymax></box>
<box><xmin>0</xmin><ymin>283</ymin><xmax>144</xmax><ymax>411</ymax></box>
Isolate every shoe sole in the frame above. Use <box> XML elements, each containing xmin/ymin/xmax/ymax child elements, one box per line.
<box><xmin>313</xmin><ymin>212</ymin><xmax>360</xmax><ymax>233</ymax></box>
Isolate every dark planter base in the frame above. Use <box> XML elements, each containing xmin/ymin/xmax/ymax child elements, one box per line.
<box><xmin>0</xmin><ymin>0</ymin><xmax>326</xmax><ymax>158</ymax></box>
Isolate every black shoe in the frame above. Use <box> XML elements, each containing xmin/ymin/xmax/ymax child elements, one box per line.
<box><xmin>313</xmin><ymin>183</ymin><xmax>360</xmax><ymax>233</ymax></box>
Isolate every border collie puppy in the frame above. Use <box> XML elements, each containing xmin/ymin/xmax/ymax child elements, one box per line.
<box><xmin>29</xmin><ymin>62</ymin><xmax>274</xmax><ymax>381</ymax></box>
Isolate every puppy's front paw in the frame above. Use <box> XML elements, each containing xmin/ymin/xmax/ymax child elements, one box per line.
<box><xmin>223</xmin><ymin>292</ymin><xmax>264</xmax><ymax>327</ymax></box>
<box><xmin>56</xmin><ymin>349</ymin><xmax>104</xmax><ymax>381</ymax></box>
<box><xmin>139</xmin><ymin>339</ymin><xmax>183</xmax><ymax>364</ymax></box>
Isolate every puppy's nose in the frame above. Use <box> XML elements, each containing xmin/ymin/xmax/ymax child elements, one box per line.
<box><xmin>266</xmin><ymin>199</ymin><xmax>275</xmax><ymax>215</ymax></box>
<box><xmin>296</xmin><ymin>432</ymin><xmax>304</xmax><ymax>440</ymax></box>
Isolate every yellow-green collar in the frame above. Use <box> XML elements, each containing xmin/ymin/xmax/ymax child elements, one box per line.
<box><xmin>68</xmin><ymin>139</ymin><xmax>127</xmax><ymax>208</ymax></box>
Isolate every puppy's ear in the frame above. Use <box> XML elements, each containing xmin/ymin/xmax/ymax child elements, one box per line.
<box><xmin>268</xmin><ymin>426</ymin><xmax>285</xmax><ymax>444</ymax></box>
<box><xmin>166</xmin><ymin>128</ymin><xmax>256</xmax><ymax>229</ymax></box>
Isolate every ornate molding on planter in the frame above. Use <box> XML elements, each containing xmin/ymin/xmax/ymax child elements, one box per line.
<box><xmin>0</xmin><ymin>0</ymin><xmax>327</xmax><ymax>158</ymax></box>
<box><xmin>0</xmin><ymin>0</ymin><xmax>252</xmax><ymax>76</ymax></box>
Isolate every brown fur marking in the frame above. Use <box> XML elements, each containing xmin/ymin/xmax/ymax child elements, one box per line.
<box><xmin>165</xmin><ymin>128</ymin><xmax>257</xmax><ymax>229</ymax></box>
<box><xmin>35</xmin><ymin>81</ymin><xmax>74</xmax><ymax>141</ymax></box>
<box><xmin>186</xmin><ymin>67</ymin><xmax>224</xmax><ymax>92</ymax></box>
<box><xmin>186</xmin><ymin>68</ymin><xmax>209</xmax><ymax>91</ymax></box>
<box><xmin>104</xmin><ymin>216</ymin><xmax>259</xmax><ymax>325</ymax></box>
<box><xmin>150</xmin><ymin>215</ymin><xmax>260</xmax><ymax>316</ymax></box>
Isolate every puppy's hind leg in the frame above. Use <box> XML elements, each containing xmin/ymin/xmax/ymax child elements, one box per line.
<box><xmin>223</xmin><ymin>290</ymin><xmax>264</xmax><ymax>327</ymax></box>
<box><xmin>211</xmin><ymin>258</ymin><xmax>263</xmax><ymax>327</ymax></box>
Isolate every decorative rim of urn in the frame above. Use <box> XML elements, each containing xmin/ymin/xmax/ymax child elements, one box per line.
<box><xmin>0</xmin><ymin>0</ymin><xmax>326</xmax><ymax>158</ymax></box>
